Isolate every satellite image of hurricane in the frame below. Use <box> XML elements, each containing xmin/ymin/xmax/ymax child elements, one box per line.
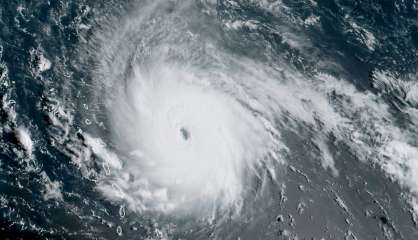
<box><xmin>0</xmin><ymin>0</ymin><xmax>418</xmax><ymax>239</ymax></box>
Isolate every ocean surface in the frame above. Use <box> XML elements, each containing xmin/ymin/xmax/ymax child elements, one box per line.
<box><xmin>0</xmin><ymin>0</ymin><xmax>418</xmax><ymax>239</ymax></box>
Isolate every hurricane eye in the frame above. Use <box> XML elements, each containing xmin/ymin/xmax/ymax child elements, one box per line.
<box><xmin>180</xmin><ymin>127</ymin><xmax>190</xmax><ymax>141</ymax></box>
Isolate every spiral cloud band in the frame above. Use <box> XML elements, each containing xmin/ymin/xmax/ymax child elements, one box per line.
<box><xmin>78</xmin><ymin>0</ymin><xmax>418</xmax><ymax>222</ymax></box>
<box><xmin>84</xmin><ymin>1</ymin><xmax>285</xmax><ymax>216</ymax></box>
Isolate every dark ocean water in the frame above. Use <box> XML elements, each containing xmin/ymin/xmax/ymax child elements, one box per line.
<box><xmin>0</xmin><ymin>0</ymin><xmax>418</xmax><ymax>239</ymax></box>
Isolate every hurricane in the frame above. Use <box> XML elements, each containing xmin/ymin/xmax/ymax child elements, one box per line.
<box><xmin>1</xmin><ymin>0</ymin><xmax>418</xmax><ymax>239</ymax></box>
